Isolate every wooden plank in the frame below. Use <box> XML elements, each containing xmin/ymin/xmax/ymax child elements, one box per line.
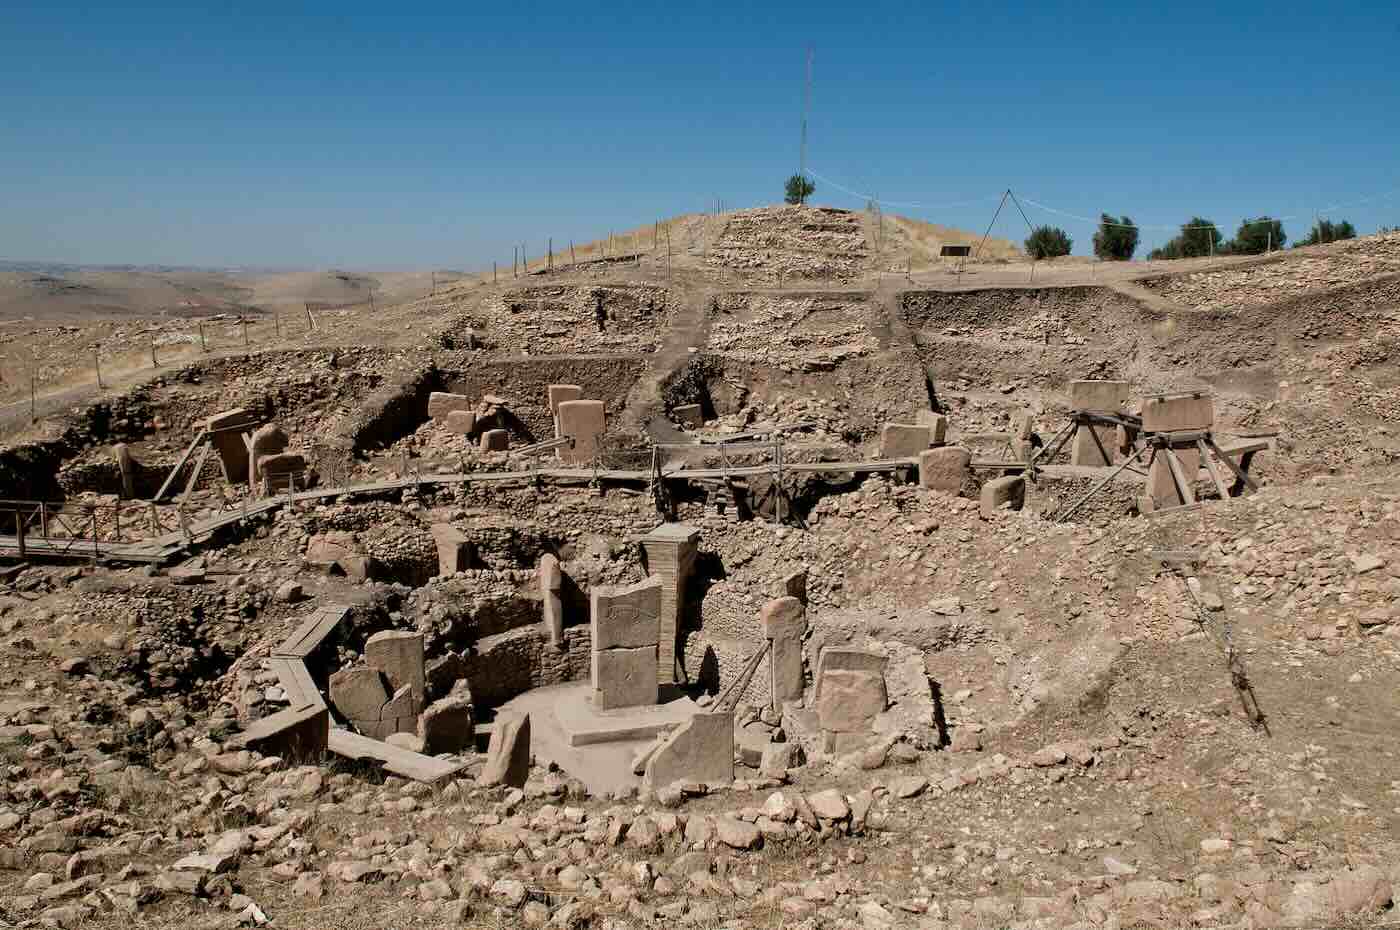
<box><xmin>1196</xmin><ymin>438</ymin><xmax>1233</xmax><ymax>501</ymax></box>
<box><xmin>274</xmin><ymin>605</ymin><xmax>350</xmax><ymax>659</ymax></box>
<box><xmin>267</xmin><ymin>656</ymin><xmax>323</xmax><ymax>709</ymax></box>
<box><xmin>327</xmin><ymin>728</ymin><xmax>463</xmax><ymax>783</ymax></box>
<box><xmin>1162</xmin><ymin>447</ymin><xmax>1196</xmax><ymax>506</ymax></box>
<box><xmin>153</xmin><ymin>432</ymin><xmax>207</xmax><ymax>502</ymax></box>
<box><xmin>1206</xmin><ymin>438</ymin><xmax>1260</xmax><ymax>494</ymax></box>
<box><xmin>1213</xmin><ymin>440</ymin><xmax>1269</xmax><ymax>458</ymax></box>
<box><xmin>181</xmin><ymin>442</ymin><xmax>213</xmax><ymax>503</ymax></box>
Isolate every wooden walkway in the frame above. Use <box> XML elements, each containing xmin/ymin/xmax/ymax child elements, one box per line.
<box><xmin>0</xmin><ymin>457</ymin><xmax>919</xmax><ymax>565</ymax></box>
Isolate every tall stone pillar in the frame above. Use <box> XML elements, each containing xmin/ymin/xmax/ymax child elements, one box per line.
<box><xmin>641</xmin><ymin>523</ymin><xmax>701</xmax><ymax>684</ymax></box>
<box><xmin>1069</xmin><ymin>380</ymin><xmax>1129</xmax><ymax>466</ymax></box>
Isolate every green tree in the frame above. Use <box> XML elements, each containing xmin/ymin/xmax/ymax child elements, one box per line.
<box><xmin>1024</xmin><ymin>226</ymin><xmax>1072</xmax><ymax>260</ymax></box>
<box><xmin>1228</xmin><ymin>217</ymin><xmax>1286</xmax><ymax>255</ymax></box>
<box><xmin>1297</xmin><ymin>218</ymin><xmax>1356</xmax><ymax>246</ymax></box>
<box><xmin>1148</xmin><ymin>217</ymin><xmax>1222</xmax><ymax>260</ymax></box>
<box><xmin>784</xmin><ymin>174</ymin><xmax>815</xmax><ymax>205</ymax></box>
<box><xmin>1093</xmin><ymin>214</ymin><xmax>1139</xmax><ymax>261</ymax></box>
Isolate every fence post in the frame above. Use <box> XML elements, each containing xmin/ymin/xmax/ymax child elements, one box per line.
<box><xmin>15</xmin><ymin>508</ymin><xmax>25</xmax><ymax>559</ymax></box>
<box><xmin>305</xmin><ymin>302</ymin><xmax>316</xmax><ymax>331</ymax></box>
<box><xmin>241</xmin><ymin>317</ymin><xmax>249</xmax><ymax>347</ymax></box>
<box><xmin>90</xmin><ymin>509</ymin><xmax>98</xmax><ymax>560</ymax></box>
<box><xmin>493</xmin><ymin>261</ymin><xmax>497</xmax><ymax>284</ymax></box>
<box><xmin>274</xmin><ymin>311</ymin><xmax>281</xmax><ymax>339</ymax></box>
<box><xmin>151</xmin><ymin>335</ymin><xmax>157</xmax><ymax>368</ymax></box>
<box><xmin>30</xmin><ymin>372</ymin><xmax>36</xmax><ymax>424</ymax></box>
<box><xmin>199</xmin><ymin>322</ymin><xmax>207</xmax><ymax>352</ymax></box>
<box><xmin>94</xmin><ymin>349</ymin><xmax>103</xmax><ymax>389</ymax></box>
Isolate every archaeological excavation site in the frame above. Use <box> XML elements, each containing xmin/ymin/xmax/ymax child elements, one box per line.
<box><xmin>2</xmin><ymin>205</ymin><xmax>1400</xmax><ymax>929</ymax></box>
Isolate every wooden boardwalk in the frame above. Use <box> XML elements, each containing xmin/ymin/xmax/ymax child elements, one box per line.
<box><xmin>0</xmin><ymin>456</ymin><xmax>919</xmax><ymax>565</ymax></box>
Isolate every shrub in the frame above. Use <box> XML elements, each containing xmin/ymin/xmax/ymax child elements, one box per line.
<box><xmin>1227</xmin><ymin>217</ymin><xmax>1285</xmax><ymax>255</ymax></box>
<box><xmin>1093</xmin><ymin>214</ymin><xmax>1139</xmax><ymax>261</ymax></box>
<box><xmin>1024</xmin><ymin>226</ymin><xmax>1072</xmax><ymax>260</ymax></box>
<box><xmin>1148</xmin><ymin>217</ymin><xmax>1222</xmax><ymax>260</ymax></box>
<box><xmin>784</xmin><ymin>174</ymin><xmax>815</xmax><ymax>205</ymax></box>
<box><xmin>1297</xmin><ymin>219</ymin><xmax>1356</xmax><ymax>246</ymax></box>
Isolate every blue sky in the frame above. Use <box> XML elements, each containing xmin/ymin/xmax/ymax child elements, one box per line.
<box><xmin>4</xmin><ymin>1</ymin><xmax>1398</xmax><ymax>268</ymax></box>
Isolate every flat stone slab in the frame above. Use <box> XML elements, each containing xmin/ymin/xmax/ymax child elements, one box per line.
<box><xmin>557</xmin><ymin>689</ymin><xmax>700</xmax><ymax>747</ymax></box>
<box><xmin>326</xmin><ymin>728</ymin><xmax>463</xmax><ymax>783</ymax></box>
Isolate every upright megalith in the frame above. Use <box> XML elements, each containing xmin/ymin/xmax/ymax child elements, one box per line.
<box><xmin>918</xmin><ymin>446</ymin><xmax>971</xmax><ymax>493</ymax></box>
<box><xmin>538</xmin><ymin>553</ymin><xmax>564</xmax><ymax>649</ymax></box>
<box><xmin>1143</xmin><ymin>392</ymin><xmax>1214</xmax><ymax>508</ymax></box>
<box><xmin>1069</xmin><ymin>380</ymin><xmax>1129</xmax><ymax>466</ymax></box>
<box><xmin>556</xmin><ymin>399</ymin><xmax>605</xmax><ymax>465</ymax></box>
<box><xmin>980</xmin><ymin>474</ymin><xmax>1026</xmax><ymax>516</ymax></box>
<box><xmin>248</xmin><ymin>423</ymin><xmax>289</xmax><ymax>489</ymax></box>
<box><xmin>640</xmin><ymin>523</ymin><xmax>701</xmax><ymax>684</ymax></box>
<box><xmin>761</xmin><ymin>596</ymin><xmax>806</xmax><ymax>711</ymax></box>
<box><xmin>916</xmin><ymin>410</ymin><xmax>949</xmax><ymax>446</ymax></box>
<box><xmin>112</xmin><ymin>443</ymin><xmax>136</xmax><ymax>498</ymax></box>
<box><xmin>203</xmin><ymin>408</ymin><xmax>255</xmax><ymax>483</ymax></box>
<box><xmin>478</xmin><ymin>711</ymin><xmax>530</xmax><ymax>788</ymax></box>
<box><xmin>430</xmin><ymin>524</ymin><xmax>475</xmax><ymax>575</ymax></box>
<box><xmin>880</xmin><ymin>423</ymin><xmax>932</xmax><ymax>459</ymax></box>
<box><xmin>417</xmin><ymin>693</ymin><xmax>474</xmax><ymax>755</ymax></box>
<box><xmin>814</xmin><ymin>648</ymin><xmax>888</xmax><ymax>753</ymax></box>
<box><xmin>642</xmin><ymin>711</ymin><xmax>735</xmax><ymax>792</ymax></box>
<box><xmin>444</xmin><ymin>410</ymin><xmax>476</xmax><ymax>435</ymax></box>
<box><xmin>365</xmin><ymin>630</ymin><xmax>426</xmax><ymax>713</ymax></box>
<box><xmin>480</xmin><ymin>429</ymin><xmax>509</xmax><ymax>452</ymax></box>
<box><xmin>427</xmin><ymin>391</ymin><xmax>473</xmax><ymax>420</ymax></box>
<box><xmin>547</xmin><ymin>384</ymin><xmax>583</xmax><ymax>434</ymax></box>
<box><xmin>590</xmin><ymin>577</ymin><xmax>663</xmax><ymax>710</ymax></box>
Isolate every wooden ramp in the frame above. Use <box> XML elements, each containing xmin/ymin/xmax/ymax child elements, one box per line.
<box><xmin>328</xmin><ymin>728</ymin><xmax>464</xmax><ymax>783</ymax></box>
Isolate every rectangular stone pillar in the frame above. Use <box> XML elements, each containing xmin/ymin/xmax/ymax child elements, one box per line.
<box><xmin>641</xmin><ymin>523</ymin><xmax>701</xmax><ymax>684</ymax></box>
<box><xmin>590</xmin><ymin>576</ymin><xmax>663</xmax><ymax>710</ymax></box>
<box><xmin>1069</xmin><ymin>380</ymin><xmax>1129</xmax><ymax>466</ymax></box>
<box><xmin>203</xmin><ymin>409</ymin><xmax>254</xmax><ymax>483</ymax></box>
<box><xmin>548</xmin><ymin>384</ymin><xmax>583</xmax><ymax>436</ymax></box>
<box><xmin>1142</xmin><ymin>393</ymin><xmax>1213</xmax><ymax>510</ymax></box>
<box><xmin>879</xmin><ymin>423</ymin><xmax>931</xmax><ymax>459</ymax></box>
<box><xmin>557</xmin><ymin>399</ymin><xmax>605</xmax><ymax>465</ymax></box>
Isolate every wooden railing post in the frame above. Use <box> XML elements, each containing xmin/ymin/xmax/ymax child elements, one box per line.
<box><xmin>15</xmin><ymin>508</ymin><xmax>25</xmax><ymax>559</ymax></box>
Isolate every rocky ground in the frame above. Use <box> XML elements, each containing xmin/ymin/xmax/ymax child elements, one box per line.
<box><xmin>2</xmin><ymin>210</ymin><xmax>1399</xmax><ymax>929</ymax></box>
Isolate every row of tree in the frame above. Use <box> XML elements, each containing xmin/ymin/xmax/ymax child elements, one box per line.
<box><xmin>1025</xmin><ymin>215</ymin><xmax>1359</xmax><ymax>261</ymax></box>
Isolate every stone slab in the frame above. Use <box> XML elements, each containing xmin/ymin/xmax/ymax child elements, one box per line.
<box><xmin>556</xmin><ymin>399</ymin><xmax>605</xmax><ymax>465</ymax></box>
<box><xmin>673</xmin><ymin>404</ymin><xmax>704</xmax><ymax>429</ymax></box>
<box><xmin>761</xmin><ymin>596</ymin><xmax>806</xmax><ymax>709</ymax></box>
<box><xmin>880</xmin><ymin>423</ymin><xmax>932</xmax><ymax>459</ymax></box>
<box><xmin>1069</xmin><ymin>380</ymin><xmax>1130</xmax><ymax>413</ymax></box>
<box><xmin>444</xmin><ymin>409</ymin><xmax>476</xmax><ymax>435</ymax></box>
<box><xmin>557</xmin><ymin>692</ymin><xmax>700</xmax><ymax>747</ymax></box>
<box><xmin>247</xmin><ymin>423</ymin><xmax>288</xmax><ymax>488</ymax></box>
<box><xmin>918</xmin><ymin>446</ymin><xmax>970</xmax><ymax>493</ymax></box>
<box><xmin>1142</xmin><ymin>393</ymin><xmax>1214</xmax><ymax>433</ymax></box>
<box><xmin>539</xmin><ymin>553</ymin><xmax>563</xmax><ymax>648</ymax></box>
<box><xmin>915</xmin><ymin>411</ymin><xmax>949</xmax><ymax>444</ymax></box>
<box><xmin>328</xmin><ymin>666</ymin><xmax>389</xmax><ymax>723</ymax></box>
<box><xmin>364</xmin><ymin>630</ymin><xmax>425</xmax><ymax>706</ymax></box>
<box><xmin>816</xmin><ymin>669</ymin><xmax>887</xmax><ymax>734</ymax></box>
<box><xmin>641</xmin><ymin>711</ymin><xmax>735</xmax><ymax>792</ymax></box>
<box><xmin>592</xmin><ymin>647</ymin><xmax>658</xmax><ymax>711</ymax></box>
<box><xmin>327</xmin><ymin>728</ymin><xmax>463</xmax><ymax>783</ymax></box>
<box><xmin>547</xmin><ymin>384</ymin><xmax>583</xmax><ymax>416</ymax></box>
<box><xmin>980</xmin><ymin>475</ymin><xmax>1026</xmax><ymax>516</ymax></box>
<box><xmin>427</xmin><ymin>392</ymin><xmax>473</xmax><ymax>420</ymax></box>
<box><xmin>430</xmin><ymin>523</ymin><xmax>474</xmax><ymax>575</ymax></box>
<box><xmin>477</xmin><ymin>711</ymin><xmax>530</xmax><ymax>788</ymax></box>
<box><xmin>203</xmin><ymin>409</ymin><xmax>255</xmax><ymax>483</ymax></box>
<box><xmin>590</xmin><ymin>576</ymin><xmax>663</xmax><ymax>650</ymax></box>
<box><xmin>813</xmin><ymin>648</ymin><xmax>886</xmax><ymax>700</ymax></box>
<box><xmin>417</xmin><ymin>695</ymin><xmax>474</xmax><ymax>754</ymax></box>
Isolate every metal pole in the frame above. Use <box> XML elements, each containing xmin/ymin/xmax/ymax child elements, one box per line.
<box><xmin>94</xmin><ymin>349</ymin><xmax>103</xmax><ymax>389</ymax></box>
<box><xmin>274</xmin><ymin>311</ymin><xmax>281</xmax><ymax>339</ymax></box>
<box><xmin>15</xmin><ymin>509</ymin><xmax>25</xmax><ymax>560</ymax></box>
<box><xmin>30</xmin><ymin>372</ymin><xmax>36</xmax><ymax>424</ymax></box>
<box><xmin>151</xmin><ymin>335</ymin><xmax>157</xmax><ymax>368</ymax></box>
<box><xmin>493</xmin><ymin>261</ymin><xmax>497</xmax><ymax>284</ymax></box>
<box><xmin>241</xmin><ymin>317</ymin><xmax>249</xmax><ymax>347</ymax></box>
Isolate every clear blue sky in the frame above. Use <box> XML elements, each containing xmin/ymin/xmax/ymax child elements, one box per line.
<box><xmin>4</xmin><ymin>1</ymin><xmax>1398</xmax><ymax>268</ymax></box>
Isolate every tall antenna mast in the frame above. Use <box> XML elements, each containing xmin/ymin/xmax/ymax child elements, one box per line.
<box><xmin>800</xmin><ymin>46</ymin><xmax>813</xmax><ymax>204</ymax></box>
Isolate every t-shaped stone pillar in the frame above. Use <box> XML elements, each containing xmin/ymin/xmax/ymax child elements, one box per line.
<box><xmin>640</xmin><ymin>522</ymin><xmax>701</xmax><ymax>684</ymax></box>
